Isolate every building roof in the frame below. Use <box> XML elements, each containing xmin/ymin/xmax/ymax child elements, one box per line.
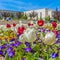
<box><xmin>24</xmin><ymin>8</ymin><xmax>55</xmax><ymax>12</ymax></box>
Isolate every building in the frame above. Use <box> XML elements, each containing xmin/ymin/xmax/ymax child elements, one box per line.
<box><xmin>24</xmin><ymin>8</ymin><xmax>55</xmax><ymax>20</ymax></box>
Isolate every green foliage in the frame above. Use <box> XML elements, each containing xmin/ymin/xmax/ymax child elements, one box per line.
<box><xmin>40</xmin><ymin>16</ymin><xmax>42</xmax><ymax>20</ymax></box>
<box><xmin>22</xmin><ymin>13</ymin><xmax>27</xmax><ymax>20</ymax></box>
<box><xmin>36</xmin><ymin>15</ymin><xmax>38</xmax><ymax>20</ymax></box>
<box><xmin>10</xmin><ymin>13</ymin><xmax>14</xmax><ymax>18</ymax></box>
<box><xmin>45</xmin><ymin>16</ymin><xmax>50</xmax><ymax>21</ymax></box>
<box><xmin>0</xmin><ymin>16</ymin><xmax>2</xmax><ymax>20</ymax></box>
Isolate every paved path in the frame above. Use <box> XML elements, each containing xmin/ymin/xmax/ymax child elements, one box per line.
<box><xmin>0</xmin><ymin>20</ymin><xmax>37</xmax><ymax>25</ymax></box>
<box><xmin>0</xmin><ymin>20</ymin><xmax>19</xmax><ymax>25</ymax></box>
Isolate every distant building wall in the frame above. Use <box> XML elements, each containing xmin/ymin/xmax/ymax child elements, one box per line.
<box><xmin>24</xmin><ymin>8</ymin><xmax>55</xmax><ymax>20</ymax></box>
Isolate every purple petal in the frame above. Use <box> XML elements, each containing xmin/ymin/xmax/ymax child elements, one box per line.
<box><xmin>21</xmin><ymin>58</ymin><xmax>25</xmax><ymax>60</ymax></box>
<box><xmin>10</xmin><ymin>38</ymin><xmax>15</xmax><ymax>42</ymax></box>
<box><xmin>50</xmin><ymin>52</ymin><xmax>58</xmax><ymax>58</ymax></box>
<box><xmin>8</xmin><ymin>51</ymin><xmax>15</xmax><ymax>57</ymax></box>
<box><xmin>23</xmin><ymin>47</ymin><xmax>32</xmax><ymax>52</ymax></box>
<box><xmin>9</xmin><ymin>43</ymin><xmax>15</xmax><ymax>47</ymax></box>
<box><xmin>39</xmin><ymin>58</ymin><xmax>44</xmax><ymax>60</ymax></box>
<box><xmin>57</xmin><ymin>48</ymin><xmax>60</xmax><ymax>50</ymax></box>
<box><xmin>7</xmin><ymin>47</ymin><xmax>13</xmax><ymax>53</ymax></box>
<box><xmin>25</xmin><ymin>42</ymin><xmax>30</xmax><ymax>47</ymax></box>
<box><xmin>56</xmin><ymin>34</ymin><xmax>60</xmax><ymax>38</ymax></box>
<box><xmin>14</xmin><ymin>41</ymin><xmax>21</xmax><ymax>47</ymax></box>
<box><xmin>0</xmin><ymin>51</ymin><xmax>3</xmax><ymax>55</ymax></box>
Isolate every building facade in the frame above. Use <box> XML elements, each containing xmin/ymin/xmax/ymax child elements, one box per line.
<box><xmin>24</xmin><ymin>8</ymin><xmax>55</xmax><ymax>20</ymax></box>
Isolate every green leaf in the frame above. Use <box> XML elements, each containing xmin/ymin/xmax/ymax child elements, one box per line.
<box><xmin>5</xmin><ymin>53</ymin><xmax>9</xmax><ymax>60</ymax></box>
<box><xmin>33</xmin><ymin>44</ymin><xmax>40</xmax><ymax>51</ymax></box>
<box><xmin>33</xmin><ymin>52</ymin><xmax>39</xmax><ymax>58</ymax></box>
<box><xmin>49</xmin><ymin>58</ymin><xmax>56</xmax><ymax>60</ymax></box>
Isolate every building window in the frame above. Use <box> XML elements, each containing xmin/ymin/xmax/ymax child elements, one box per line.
<box><xmin>40</xmin><ymin>12</ymin><xmax>42</xmax><ymax>17</ymax></box>
<box><xmin>51</xmin><ymin>11</ymin><xmax>54</xmax><ymax>17</ymax></box>
<box><xmin>45</xmin><ymin>8</ymin><xmax>48</xmax><ymax>17</ymax></box>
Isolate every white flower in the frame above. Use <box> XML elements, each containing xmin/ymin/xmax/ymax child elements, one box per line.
<box><xmin>19</xmin><ymin>28</ymin><xmax>36</xmax><ymax>42</ymax></box>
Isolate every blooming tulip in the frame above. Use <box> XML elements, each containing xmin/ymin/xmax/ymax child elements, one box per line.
<box><xmin>6</xmin><ymin>24</ymin><xmax>11</xmax><ymax>28</ymax></box>
<box><xmin>12</xmin><ymin>23</ymin><xmax>16</xmax><ymax>27</ymax></box>
<box><xmin>51</xmin><ymin>21</ymin><xmax>57</xmax><ymax>28</ymax></box>
<box><xmin>17</xmin><ymin>26</ymin><xmax>25</xmax><ymax>34</ymax></box>
<box><xmin>37</xmin><ymin>20</ymin><xmax>44</xmax><ymax>26</ymax></box>
<box><xmin>28</xmin><ymin>23</ymin><xmax>33</xmax><ymax>26</ymax></box>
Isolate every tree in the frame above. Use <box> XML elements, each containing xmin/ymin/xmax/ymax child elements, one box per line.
<box><xmin>29</xmin><ymin>13</ymin><xmax>32</xmax><ymax>19</ymax></box>
<box><xmin>29</xmin><ymin>11</ymin><xmax>38</xmax><ymax>19</ymax></box>
<box><xmin>16</xmin><ymin>12</ymin><xmax>23</xmax><ymax>19</ymax></box>
<box><xmin>2</xmin><ymin>12</ymin><xmax>10</xmax><ymax>18</ymax></box>
<box><xmin>53</xmin><ymin>8</ymin><xmax>60</xmax><ymax>21</ymax></box>
<box><xmin>10</xmin><ymin>13</ymin><xmax>14</xmax><ymax>18</ymax></box>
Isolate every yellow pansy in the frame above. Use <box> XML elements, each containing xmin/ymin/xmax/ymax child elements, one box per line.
<box><xmin>0</xmin><ymin>36</ymin><xmax>3</xmax><ymax>40</ymax></box>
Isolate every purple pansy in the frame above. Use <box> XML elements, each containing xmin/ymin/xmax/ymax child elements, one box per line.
<box><xmin>10</xmin><ymin>38</ymin><xmax>15</xmax><ymax>42</ymax></box>
<box><xmin>55</xmin><ymin>39</ymin><xmax>60</xmax><ymax>43</ymax></box>
<box><xmin>0</xmin><ymin>50</ymin><xmax>3</xmax><ymax>55</ymax></box>
<box><xmin>56</xmin><ymin>34</ymin><xmax>60</xmax><ymax>38</ymax></box>
<box><xmin>57</xmin><ymin>48</ymin><xmax>60</xmax><ymax>50</ymax></box>
<box><xmin>38</xmin><ymin>28</ymin><xmax>41</xmax><ymax>32</ymax></box>
<box><xmin>41</xmin><ymin>28</ymin><xmax>45</xmax><ymax>32</ymax></box>
<box><xmin>3</xmin><ymin>51</ymin><xmax>7</xmax><ymax>56</ymax></box>
<box><xmin>14</xmin><ymin>41</ymin><xmax>21</xmax><ymax>47</ymax></box>
<box><xmin>39</xmin><ymin>58</ymin><xmax>44</xmax><ymax>60</ymax></box>
<box><xmin>1</xmin><ymin>44</ymin><xmax>7</xmax><ymax>50</ymax></box>
<box><xmin>8</xmin><ymin>51</ymin><xmax>15</xmax><ymax>57</ymax></box>
<box><xmin>21</xmin><ymin>57</ymin><xmax>25</xmax><ymax>60</ymax></box>
<box><xmin>23</xmin><ymin>47</ymin><xmax>32</xmax><ymax>52</ymax></box>
<box><xmin>7</xmin><ymin>47</ymin><xmax>13</xmax><ymax>53</ymax></box>
<box><xmin>17</xmin><ymin>33</ymin><xmax>20</xmax><ymax>40</ymax></box>
<box><xmin>17</xmin><ymin>33</ymin><xmax>20</xmax><ymax>37</ymax></box>
<box><xmin>9</xmin><ymin>43</ymin><xmax>15</xmax><ymax>47</ymax></box>
<box><xmin>25</xmin><ymin>42</ymin><xmax>30</xmax><ymax>47</ymax></box>
<box><xmin>33</xmin><ymin>41</ymin><xmax>36</xmax><ymax>44</ymax></box>
<box><xmin>45</xmin><ymin>29</ymin><xmax>50</xmax><ymax>33</ymax></box>
<box><xmin>50</xmin><ymin>52</ymin><xmax>58</xmax><ymax>58</ymax></box>
<box><xmin>0</xmin><ymin>46</ymin><xmax>2</xmax><ymax>50</ymax></box>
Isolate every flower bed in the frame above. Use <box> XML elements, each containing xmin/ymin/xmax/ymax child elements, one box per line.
<box><xmin>0</xmin><ymin>21</ymin><xmax>60</xmax><ymax>60</ymax></box>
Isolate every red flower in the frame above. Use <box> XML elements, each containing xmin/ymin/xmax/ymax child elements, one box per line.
<box><xmin>22</xmin><ymin>25</ymin><xmax>25</xmax><ymax>30</ymax></box>
<box><xmin>52</xmin><ymin>30</ymin><xmax>58</xmax><ymax>36</ymax></box>
<box><xmin>28</xmin><ymin>23</ymin><xmax>33</xmax><ymax>26</ymax></box>
<box><xmin>13</xmin><ymin>23</ymin><xmax>16</xmax><ymax>27</ymax></box>
<box><xmin>51</xmin><ymin>21</ymin><xmax>57</xmax><ymax>28</ymax></box>
<box><xmin>17</xmin><ymin>26</ymin><xmax>25</xmax><ymax>34</ymax></box>
<box><xmin>37</xmin><ymin>20</ymin><xmax>44</xmax><ymax>26</ymax></box>
<box><xmin>28</xmin><ymin>23</ymin><xmax>31</xmax><ymax>26</ymax></box>
<box><xmin>6</xmin><ymin>24</ymin><xmax>11</xmax><ymax>28</ymax></box>
<box><xmin>31</xmin><ymin>24</ymin><xmax>33</xmax><ymax>26</ymax></box>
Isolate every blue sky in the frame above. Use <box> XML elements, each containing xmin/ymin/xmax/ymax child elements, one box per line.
<box><xmin>0</xmin><ymin>0</ymin><xmax>60</xmax><ymax>12</ymax></box>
